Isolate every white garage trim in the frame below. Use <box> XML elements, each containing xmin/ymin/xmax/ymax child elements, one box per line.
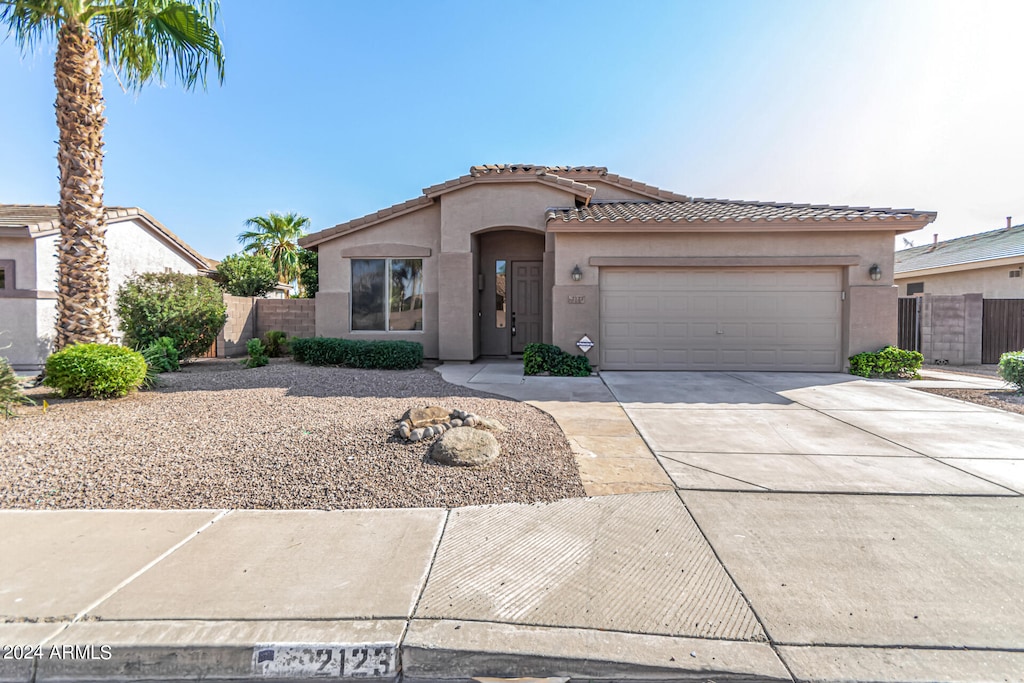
<box><xmin>600</xmin><ymin>267</ymin><xmax>843</xmax><ymax>371</ymax></box>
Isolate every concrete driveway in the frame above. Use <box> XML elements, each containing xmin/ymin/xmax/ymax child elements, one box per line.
<box><xmin>603</xmin><ymin>370</ymin><xmax>1024</xmax><ymax>677</ymax></box>
<box><xmin>602</xmin><ymin>371</ymin><xmax>1024</xmax><ymax>495</ymax></box>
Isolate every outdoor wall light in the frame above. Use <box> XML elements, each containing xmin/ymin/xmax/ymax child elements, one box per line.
<box><xmin>869</xmin><ymin>264</ymin><xmax>882</xmax><ymax>281</ymax></box>
<box><xmin>571</xmin><ymin>264</ymin><xmax>583</xmax><ymax>282</ymax></box>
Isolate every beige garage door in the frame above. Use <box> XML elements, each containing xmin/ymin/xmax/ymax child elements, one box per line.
<box><xmin>600</xmin><ymin>268</ymin><xmax>842</xmax><ymax>371</ymax></box>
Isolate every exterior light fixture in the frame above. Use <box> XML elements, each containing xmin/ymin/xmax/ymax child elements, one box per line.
<box><xmin>869</xmin><ymin>264</ymin><xmax>882</xmax><ymax>281</ymax></box>
<box><xmin>571</xmin><ymin>264</ymin><xmax>582</xmax><ymax>282</ymax></box>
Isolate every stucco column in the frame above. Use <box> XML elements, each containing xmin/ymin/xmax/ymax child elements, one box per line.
<box><xmin>437</xmin><ymin>251</ymin><xmax>475</xmax><ymax>361</ymax></box>
<box><xmin>847</xmin><ymin>285</ymin><xmax>898</xmax><ymax>358</ymax></box>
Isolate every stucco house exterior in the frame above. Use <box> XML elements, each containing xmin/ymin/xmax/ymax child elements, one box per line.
<box><xmin>299</xmin><ymin>165</ymin><xmax>937</xmax><ymax>372</ymax></box>
<box><xmin>0</xmin><ymin>204</ymin><xmax>210</xmax><ymax>370</ymax></box>
<box><xmin>895</xmin><ymin>220</ymin><xmax>1024</xmax><ymax>298</ymax></box>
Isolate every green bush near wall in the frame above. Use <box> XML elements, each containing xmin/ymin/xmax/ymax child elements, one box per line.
<box><xmin>998</xmin><ymin>351</ymin><xmax>1024</xmax><ymax>393</ymax></box>
<box><xmin>523</xmin><ymin>342</ymin><xmax>592</xmax><ymax>377</ymax></box>
<box><xmin>290</xmin><ymin>337</ymin><xmax>423</xmax><ymax>370</ymax></box>
<box><xmin>44</xmin><ymin>344</ymin><xmax>148</xmax><ymax>399</ymax></box>
<box><xmin>848</xmin><ymin>345</ymin><xmax>923</xmax><ymax>379</ymax></box>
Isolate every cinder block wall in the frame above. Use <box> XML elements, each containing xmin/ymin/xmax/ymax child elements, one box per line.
<box><xmin>218</xmin><ymin>294</ymin><xmax>254</xmax><ymax>357</ymax></box>
<box><xmin>254</xmin><ymin>299</ymin><xmax>316</xmax><ymax>340</ymax></box>
<box><xmin>919</xmin><ymin>293</ymin><xmax>982</xmax><ymax>365</ymax></box>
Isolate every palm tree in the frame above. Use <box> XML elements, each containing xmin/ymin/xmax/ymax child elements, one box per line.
<box><xmin>238</xmin><ymin>211</ymin><xmax>310</xmax><ymax>284</ymax></box>
<box><xmin>1</xmin><ymin>0</ymin><xmax>224</xmax><ymax>350</ymax></box>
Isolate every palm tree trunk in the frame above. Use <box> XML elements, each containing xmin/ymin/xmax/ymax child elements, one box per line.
<box><xmin>53</xmin><ymin>21</ymin><xmax>113</xmax><ymax>349</ymax></box>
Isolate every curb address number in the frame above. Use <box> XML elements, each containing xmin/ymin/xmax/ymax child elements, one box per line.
<box><xmin>252</xmin><ymin>644</ymin><xmax>395</xmax><ymax>678</ymax></box>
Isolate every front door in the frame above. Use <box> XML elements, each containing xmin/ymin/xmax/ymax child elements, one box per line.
<box><xmin>511</xmin><ymin>261</ymin><xmax>543</xmax><ymax>353</ymax></box>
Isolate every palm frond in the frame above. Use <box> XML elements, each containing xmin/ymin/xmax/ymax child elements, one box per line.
<box><xmin>91</xmin><ymin>0</ymin><xmax>224</xmax><ymax>92</ymax></box>
<box><xmin>1</xmin><ymin>0</ymin><xmax>62</xmax><ymax>52</ymax></box>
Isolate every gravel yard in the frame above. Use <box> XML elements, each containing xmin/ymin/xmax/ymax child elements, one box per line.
<box><xmin>0</xmin><ymin>359</ymin><xmax>585</xmax><ymax>509</ymax></box>
<box><xmin>913</xmin><ymin>387</ymin><xmax>1024</xmax><ymax>416</ymax></box>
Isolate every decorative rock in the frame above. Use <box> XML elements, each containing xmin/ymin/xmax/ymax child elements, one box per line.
<box><xmin>450</xmin><ymin>419</ymin><xmax>463</xmax><ymax>428</ymax></box>
<box><xmin>464</xmin><ymin>417</ymin><xmax>477</xmax><ymax>427</ymax></box>
<box><xmin>475</xmin><ymin>416</ymin><xmax>507</xmax><ymax>432</ymax></box>
<box><xmin>399</xmin><ymin>424</ymin><xmax>411</xmax><ymax>439</ymax></box>
<box><xmin>403</xmin><ymin>406</ymin><xmax>452</xmax><ymax>429</ymax></box>
<box><xmin>430</xmin><ymin>427</ymin><xmax>500</xmax><ymax>467</ymax></box>
<box><xmin>410</xmin><ymin>428</ymin><xmax>426</xmax><ymax>442</ymax></box>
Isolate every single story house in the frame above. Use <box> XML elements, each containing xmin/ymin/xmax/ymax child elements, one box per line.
<box><xmin>895</xmin><ymin>219</ymin><xmax>1024</xmax><ymax>298</ymax></box>
<box><xmin>299</xmin><ymin>165</ymin><xmax>937</xmax><ymax>372</ymax></box>
<box><xmin>0</xmin><ymin>204</ymin><xmax>210</xmax><ymax>370</ymax></box>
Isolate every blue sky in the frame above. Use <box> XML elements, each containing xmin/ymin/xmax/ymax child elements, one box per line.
<box><xmin>2</xmin><ymin>0</ymin><xmax>1022</xmax><ymax>259</ymax></box>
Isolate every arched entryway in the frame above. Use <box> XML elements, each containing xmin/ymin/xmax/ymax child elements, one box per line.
<box><xmin>476</xmin><ymin>229</ymin><xmax>545</xmax><ymax>356</ymax></box>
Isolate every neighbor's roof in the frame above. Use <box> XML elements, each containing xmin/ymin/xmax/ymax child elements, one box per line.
<box><xmin>547</xmin><ymin>199</ymin><xmax>938</xmax><ymax>227</ymax></box>
<box><xmin>300</xmin><ymin>164</ymin><xmax>691</xmax><ymax>247</ymax></box>
<box><xmin>0</xmin><ymin>204</ymin><xmax>210</xmax><ymax>270</ymax></box>
<box><xmin>895</xmin><ymin>223</ymin><xmax>1024</xmax><ymax>274</ymax></box>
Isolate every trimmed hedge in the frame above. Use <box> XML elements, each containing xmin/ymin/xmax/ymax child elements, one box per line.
<box><xmin>44</xmin><ymin>344</ymin><xmax>148</xmax><ymax>399</ymax></box>
<box><xmin>291</xmin><ymin>337</ymin><xmax>423</xmax><ymax>370</ymax></box>
<box><xmin>848</xmin><ymin>345</ymin><xmax>923</xmax><ymax>379</ymax></box>
<box><xmin>523</xmin><ymin>342</ymin><xmax>592</xmax><ymax>377</ymax></box>
<box><xmin>998</xmin><ymin>351</ymin><xmax>1024</xmax><ymax>393</ymax></box>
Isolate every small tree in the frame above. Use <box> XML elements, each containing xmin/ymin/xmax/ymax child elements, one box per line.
<box><xmin>216</xmin><ymin>253</ymin><xmax>278</xmax><ymax>297</ymax></box>
<box><xmin>298</xmin><ymin>248</ymin><xmax>318</xmax><ymax>298</ymax></box>
<box><xmin>116</xmin><ymin>273</ymin><xmax>227</xmax><ymax>360</ymax></box>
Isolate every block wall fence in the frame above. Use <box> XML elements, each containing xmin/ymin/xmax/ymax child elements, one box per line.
<box><xmin>216</xmin><ymin>294</ymin><xmax>316</xmax><ymax>357</ymax></box>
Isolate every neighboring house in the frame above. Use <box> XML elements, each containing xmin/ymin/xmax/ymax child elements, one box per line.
<box><xmin>895</xmin><ymin>220</ymin><xmax>1024</xmax><ymax>298</ymax></box>
<box><xmin>0</xmin><ymin>205</ymin><xmax>210</xmax><ymax>370</ymax></box>
<box><xmin>299</xmin><ymin>164</ymin><xmax>937</xmax><ymax>372</ymax></box>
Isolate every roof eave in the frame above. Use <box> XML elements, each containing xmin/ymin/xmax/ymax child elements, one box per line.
<box><xmin>546</xmin><ymin>216</ymin><xmax>937</xmax><ymax>234</ymax></box>
<box><xmin>895</xmin><ymin>254</ymin><xmax>1024</xmax><ymax>278</ymax></box>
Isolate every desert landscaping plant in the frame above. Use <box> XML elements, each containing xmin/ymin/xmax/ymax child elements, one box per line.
<box><xmin>141</xmin><ymin>337</ymin><xmax>181</xmax><ymax>373</ymax></box>
<box><xmin>523</xmin><ymin>343</ymin><xmax>592</xmax><ymax>377</ymax></box>
<box><xmin>44</xmin><ymin>344</ymin><xmax>148</xmax><ymax>399</ymax></box>
<box><xmin>1</xmin><ymin>1</ymin><xmax>224</xmax><ymax>350</ymax></box>
<box><xmin>1</xmin><ymin>357</ymin><xmax>34</xmax><ymax>418</ymax></box>
<box><xmin>998</xmin><ymin>351</ymin><xmax>1024</xmax><ymax>393</ymax></box>
<box><xmin>848</xmin><ymin>346</ymin><xmax>923</xmax><ymax>379</ymax></box>
<box><xmin>242</xmin><ymin>338</ymin><xmax>269</xmax><ymax>368</ymax></box>
<box><xmin>116</xmin><ymin>272</ymin><xmax>227</xmax><ymax>360</ymax></box>
<box><xmin>216</xmin><ymin>253</ymin><xmax>278</xmax><ymax>297</ymax></box>
<box><xmin>263</xmin><ymin>330</ymin><xmax>289</xmax><ymax>357</ymax></box>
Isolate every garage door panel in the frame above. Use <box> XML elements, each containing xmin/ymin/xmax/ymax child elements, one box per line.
<box><xmin>600</xmin><ymin>267</ymin><xmax>842</xmax><ymax>371</ymax></box>
<box><xmin>663</xmin><ymin>322</ymin><xmax>689</xmax><ymax>338</ymax></box>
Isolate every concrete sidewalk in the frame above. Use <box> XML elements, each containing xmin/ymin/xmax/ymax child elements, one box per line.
<box><xmin>3</xmin><ymin>364</ymin><xmax>1023</xmax><ymax>682</ymax></box>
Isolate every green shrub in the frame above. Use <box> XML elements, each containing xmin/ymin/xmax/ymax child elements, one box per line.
<box><xmin>142</xmin><ymin>337</ymin><xmax>180</xmax><ymax>373</ymax></box>
<box><xmin>44</xmin><ymin>344</ymin><xmax>148</xmax><ymax>399</ymax></box>
<box><xmin>291</xmin><ymin>337</ymin><xmax>422</xmax><ymax>369</ymax></box>
<box><xmin>1</xmin><ymin>357</ymin><xmax>33</xmax><ymax>418</ymax></box>
<box><xmin>263</xmin><ymin>330</ymin><xmax>289</xmax><ymax>357</ymax></box>
<box><xmin>216</xmin><ymin>253</ymin><xmax>278</xmax><ymax>297</ymax></box>
<box><xmin>523</xmin><ymin>342</ymin><xmax>592</xmax><ymax>377</ymax></box>
<box><xmin>998</xmin><ymin>351</ymin><xmax>1024</xmax><ymax>393</ymax></box>
<box><xmin>116</xmin><ymin>272</ymin><xmax>227</xmax><ymax>360</ymax></box>
<box><xmin>242</xmin><ymin>338</ymin><xmax>269</xmax><ymax>368</ymax></box>
<box><xmin>848</xmin><ymin>346</ymin><xmax>923</xmax><ymax>379</ymax></box>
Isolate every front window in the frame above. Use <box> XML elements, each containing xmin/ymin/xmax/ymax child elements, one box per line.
<box><xmin>351</xmin><ymin>258</ymin><xmax>423</xmax><ymax>331</ymax></box>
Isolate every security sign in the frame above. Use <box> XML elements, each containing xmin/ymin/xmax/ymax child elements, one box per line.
<box><xmin>576</xmin><ymin>335</ymin><xmax>594</xmax><ymax>353</ymax></box>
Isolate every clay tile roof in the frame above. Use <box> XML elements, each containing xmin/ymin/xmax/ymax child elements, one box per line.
<box><xmin>895</xmin><ymin>223</ymin><xmax>1024</xmax><ymax>273</ymax></box>
<box><xmin>0</xmin><ymin>203</ymin><xmax>210</xmax><ymax>269</ymax></box>
<box><xmin>545</xmin><ymin>199</ymin><xmax>938</xmax><ymax>225</ymax></box>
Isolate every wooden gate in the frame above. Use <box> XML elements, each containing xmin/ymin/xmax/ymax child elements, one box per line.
<box><xmin>982</xmin><ymin>299</ymin><xmax>1024</xmax><ymax>363</ymax></box>
<box><xmin>897</xmin><ymin>297</ymin><xmax>920</xmax><ymax>352</ymax></box>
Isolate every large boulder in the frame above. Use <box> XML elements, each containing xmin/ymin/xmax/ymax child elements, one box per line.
<box><xmin>430</xmin><ymin>427</ymin><xmax>500</xmax><ymax>468</ymax></box>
